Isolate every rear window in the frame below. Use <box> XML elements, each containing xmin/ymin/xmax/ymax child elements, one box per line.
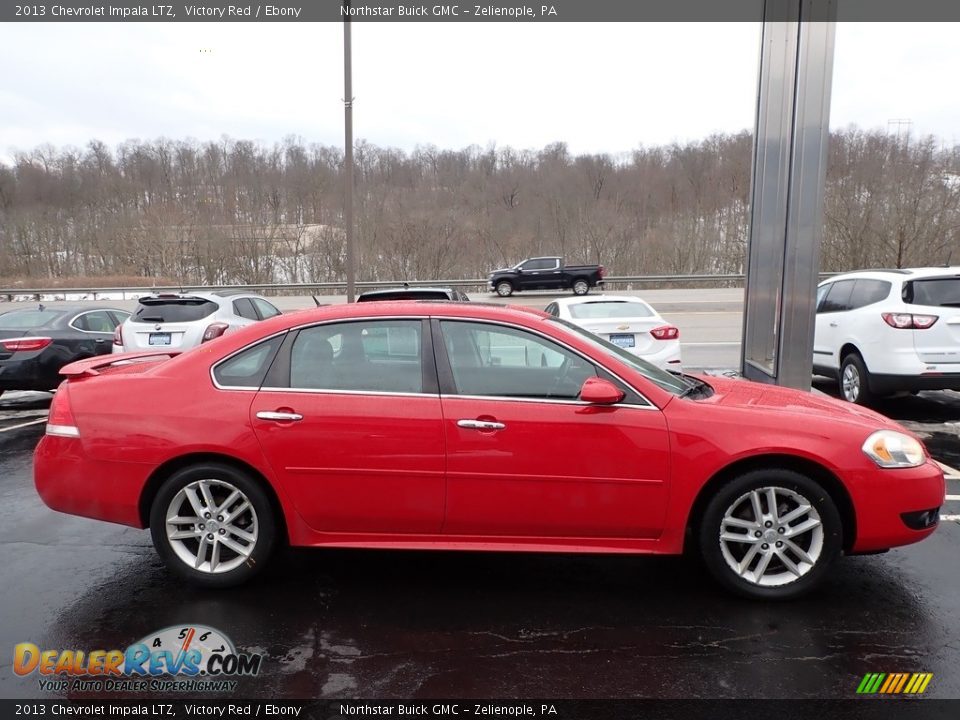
<box><xmin>0</xmin><ymin>309</ymin><xmax>62</xmax><ymax>329</ymax></box>
<box><xmin>133</xmin><ymin>298</ymin><xmax>218</xmax><ymax>323</ymax></box>
<box><xmin>213</xmin><ymin>335</ymin><xmax>284</xmax><ymax>388</ymax></box>
<box><xmin>568</xmin><ymin>302</ymin><xmax>654</xmax><ymax>319</ymax></box>
<box><xmin>904</xmin><ymin>278</ymin><xmax>960</xmax><ymax>307</ymax></box>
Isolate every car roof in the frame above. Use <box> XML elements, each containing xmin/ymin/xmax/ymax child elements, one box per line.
<box><xmin>358</xmin><ymin>287</ymin><xmax>457</xmax><ymax>297</ymax></box>
<box><xmin>552</xmin><ymin>295</ymin><xmax>650</xmax><ymax>306</ymax></box>
<box><xmin>821</xmin><ymin>267</ymin><xmax>960</xmax><ymax>284</ymax></box>
<box><xmin>277</xmin><ymin>300</ymin><xmax>547</xmax><ymax>325</ymax></box>
<box><xmin>1</xmin><ymin>304</ymin><xmax>125</xmax><ymax>314</ymax></box>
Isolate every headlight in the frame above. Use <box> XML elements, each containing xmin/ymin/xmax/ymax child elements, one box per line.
<box><xmin>861</xmin><ymin>430</ymin><xmax>926</xmax><ymax>468</ymax></box>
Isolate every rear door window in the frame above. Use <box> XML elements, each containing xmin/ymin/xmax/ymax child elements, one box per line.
<box><xmin>71</xmin><ymin>310</ymin><xmax>118</xmax><ymax>333</ymax></box>
<box><xmin>288</xmin><ymin>320</ymin><xmax>425</xmax><ymax>393</ymax></box>
<box><xmin>133</xmin><ymin>298</ymin><xmax>217</xmax><ymax>323</ymax></box>
<box><xmin>818</xmin><ymin>280</ymin><xmax>855</xmax><ymax>313</ymax></box>
<box><xmin>232</xmin><ymin>298</ymin><xmax>259</xmax><ymax>320</ymax></box>
<box><xmin>904</xmin><ymin>278</ymin><xmax>960</xmax><ymax>307</ymax></box>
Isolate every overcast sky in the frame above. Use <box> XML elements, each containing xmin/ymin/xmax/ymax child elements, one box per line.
<box><xmin>1</xmin><ymin>21</ymin><xmax>958</xmax><ymax>163</ymax></box>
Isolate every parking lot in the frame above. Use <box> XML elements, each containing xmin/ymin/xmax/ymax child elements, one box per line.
<box><xmin>1</xmin><ymin>324</ymin><xmax>959</xmax><ymax>699</ymax></box>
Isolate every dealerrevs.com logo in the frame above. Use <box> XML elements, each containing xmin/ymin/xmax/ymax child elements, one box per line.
<box><xmin>13</xmin><ymin>625</ymin><xmax>263</xmax><ymax>693</ymax></box>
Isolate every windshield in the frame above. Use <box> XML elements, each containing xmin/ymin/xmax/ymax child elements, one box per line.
<box><xmin>568</xmin><ymin>301</ymin><xmax>654</xmax><ymax>319</ymax></box>
<box><xmin>549</xmin><ymin>317</ymin><xmax>692</xmax><ymax>395</ymax></box>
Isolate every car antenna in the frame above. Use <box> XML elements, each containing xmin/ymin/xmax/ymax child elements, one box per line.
<box><xmin>38</xmin><ymin>302</ymin><xmax>45</xmax><ymax>311</ymax></box>
<box><xmin>312</xmin><ymin>295</ymin><xmax>322</xmax><ymax>307</ymax></box>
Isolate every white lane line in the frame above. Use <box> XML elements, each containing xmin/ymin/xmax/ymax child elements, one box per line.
<box><xmin>942</xmin><ymin>515</ymin><xmax>960</xmax><ymax>521</ymax></box>
<box><xmin>945</xmin><ymin>495</ymin><xmax>960</xmax><ymax>501</ymax></box>
<box><xmin>0</xmin><ymin>418</ymin><xmax>47</xmax><ymax>433</ymax></box>
<box><xmin>936</xmin><ymin>461</ymin><xmax>960</xmax><ymax>479</ymax></box>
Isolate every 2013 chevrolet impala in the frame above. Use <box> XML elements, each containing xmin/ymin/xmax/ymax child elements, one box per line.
<box><xmin>34</xmin><ymin>302</ymin><xmax>944</xmax><ymax>599</ymax></box>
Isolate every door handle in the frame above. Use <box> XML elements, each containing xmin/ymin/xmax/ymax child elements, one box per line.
<box><xmin>257</xmin><ymin>411</ymin><xmax>303</xmax><ymax>422</ymax></box>
<box><xmin>457</xmin><ymin>419</ymin><xmax>506</xmax><ymax>431</ymax></box>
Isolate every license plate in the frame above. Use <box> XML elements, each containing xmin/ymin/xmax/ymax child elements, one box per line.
<box><xmin>149</xmin><ymin>333</ymin><xmax>171</xmax><ymax>346</ymax></box>
<box><xmin>609</xmin><ymin>334</ymin><xmax>635</xmax><ymax>348</ymax></box>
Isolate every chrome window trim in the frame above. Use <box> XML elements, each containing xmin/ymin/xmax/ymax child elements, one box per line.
<box><xmin>210</xmin><ymin>313</ymin><xmax>655</xmax><ymax>408</ymax></box>
<box><xmin>68</xmin><ymin>310</ymin><xmax>120</xmax><ymax>335</ymax></box>
<box><xmin>433</xmin><ymin>316</ymin><xmax>656</xmax><ymax>408</ymax></box>
<box><xmin>210</xmin><ymin>328</ymin><xmax>291</xmax><ymax>391</ymax></box>
<box><xmin>259</xmin><ymin>386</ymin><xmax>437</xmax><ymax>399</ymax></box>
<box><xmin>440</xmin><ymin>393</ymin><xmax>657</xmax><ymax>410</ymax></box>
<box><xmin>210</xmin><ymin>316</ymin><xmax>429</xmax><ymax>392</ymax></box>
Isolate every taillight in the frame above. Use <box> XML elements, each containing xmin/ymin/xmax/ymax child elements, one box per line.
<box><xmin>46</xmin><ymin>386</ymin><xmax>80</xmax><ymax>438</ymax></box>
<box><xmin>1</xmin><ymin>337</ymin><xmax>52</xmax><ymax>352</ymax></box>
<box><xmin>882</xmin><ymin>313</ymin><xmax>939</xmax><ymax>329</ymax></box>
<box><xmin>598</xmin><ymin>266</ymin><xmax>606</xmax><ymax>279</ymax></box>
<box><xmin>113</xmin><ymin>325</ymin><xmax>123</xmax><ymax>347</ymax></box>
<box><xmin>202</xmin><ymin>322</ymin><xmax>229</xmax><ymax>343</ymax></box>
<box><xmin>650</xmin><ymin>325</ymin><xmax>679</xmax><ymax>340</ymax></box>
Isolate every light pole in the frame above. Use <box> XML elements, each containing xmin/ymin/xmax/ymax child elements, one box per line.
<box><xmin>343</xmin><ymin>0</ymin><xmax>356</xmax><ymax>302</ymax></box>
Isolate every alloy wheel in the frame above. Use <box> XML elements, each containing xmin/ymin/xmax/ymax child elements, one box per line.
<box><xmin>718</xmin><ymin>486</ymin><xmax>824</xmax><ymax>587</ymax></box>
<box><xmin>842</xmin><ymin>363</ymin><xmax>860</xmax><ymax>402</ymax></box>
<box><xmin>165</xmin><ymin>478</ymin><xmax>259</xmax><ymax>574</ymax></box>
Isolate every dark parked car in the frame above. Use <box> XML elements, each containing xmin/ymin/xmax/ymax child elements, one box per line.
<box><xmin>357</xmin><ymin>286</ymin><xmax>470</xmax><ymax>302</ymax></box>
<box><xmin>0</xmin><ymin>304</ymin><xmax>130</xmax><ymax>396</ymax></box>
<box><xmin>488</xmin><ymin>257</ymin><xmax>605</xmax><ymax>297</ymax></box>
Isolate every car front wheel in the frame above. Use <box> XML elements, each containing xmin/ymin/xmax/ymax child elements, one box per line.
<box><xmin>149</xmin><ymin>463</ymin><xmax>276</xmax><ymax>588</ymax></box>
<box><xmin>698</xmin><ymin>469</ymin><xmax>842</xmax><ymax>600</ymax></box>
<box><xmin>840</xmin><ymin>353</ymin><xmax>874</xmax><ymax>406</ymax></box>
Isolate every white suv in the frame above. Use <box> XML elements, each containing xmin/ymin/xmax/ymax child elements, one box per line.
<box><xmin>113</xmin><ymin>291</ymin><xmax>281</xmax><ymax>354</ymax></box>
<box><xmin>813</xmin><ymin>268</ymin><xmax>960</xmax><ymax>404</ymax></box>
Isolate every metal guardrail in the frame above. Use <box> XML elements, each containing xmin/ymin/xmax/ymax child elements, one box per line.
<box><xmin>0</xmin><ymin>272</ymin><xmax>841</xmax><ymax>302</ymax></box>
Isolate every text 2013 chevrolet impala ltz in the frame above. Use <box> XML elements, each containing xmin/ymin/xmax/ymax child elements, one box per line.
<box><xmin>34</xmin><ymin>302</ymin><xmax>945</xmax><ymax>599</ymax></box>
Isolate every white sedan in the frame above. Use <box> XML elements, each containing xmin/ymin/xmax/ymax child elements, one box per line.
<box><xmin>544</xmin><ymin>295</ymin><xmax>682</xmax><ymax>371</ymax></box>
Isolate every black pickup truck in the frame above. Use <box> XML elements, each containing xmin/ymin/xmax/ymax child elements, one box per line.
<box><xmin>488</xmin><ymin>257</ymin><xmax>605</xmax><ymax>297</ymax></box>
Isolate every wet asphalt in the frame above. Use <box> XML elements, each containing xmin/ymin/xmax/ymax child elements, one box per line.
<box><xmin>0</xmin><ymin>388</ymin><xmax>958</xmax><ymax>701</ymax></box>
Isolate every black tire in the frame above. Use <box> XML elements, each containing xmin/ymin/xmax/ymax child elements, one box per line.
<box><xmin>698</xmin><ymin>468</ymin><xmax>842</xmax><ymax>600</ymax></box>
<box><xmin>572</xmin><ymin>279</ymin><xmax>590</xmax><ymax>296</ymax></box>
<box><xmin>495</xmin><ymin>280</ymin><xmax>514</xmax><ymax>297</ymax></box>
<box><xmin>840</xmin><ymin>352</ymin><xmax>874</xmax><ymax>406</ymax></box>
<box><xmin>149</xmin><ymin>462</ymin><xmax>277</xmax><ymax>588</ymax></box>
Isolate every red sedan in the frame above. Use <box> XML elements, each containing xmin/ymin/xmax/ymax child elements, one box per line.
<box><xmin>34</xmin><ymin>302</ymin><xmax>944</xmax><ymax>599</ymax></box>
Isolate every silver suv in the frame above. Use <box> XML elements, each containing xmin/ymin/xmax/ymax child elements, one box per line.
<box><xmin>113</xmin><ymin>291</ymin><xmax>281</xmax><ymax>354</ymax></box>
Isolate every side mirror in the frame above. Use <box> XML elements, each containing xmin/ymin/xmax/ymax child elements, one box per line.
<box><xmin>579</xmin><ymin>377</ymin><xmax>625</xmax><ymax>405</ymax></box>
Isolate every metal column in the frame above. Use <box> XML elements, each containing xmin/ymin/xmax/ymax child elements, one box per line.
<box><xmin>741</xmin><ymin>0</ymin><xmax>836</xmax><ymax>389</ymax></box>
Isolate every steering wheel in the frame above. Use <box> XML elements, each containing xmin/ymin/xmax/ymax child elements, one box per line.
<box><xmin>546</xmin><ymin>356</ymin><xmax>575</xmax><ymax>398</ymax></box>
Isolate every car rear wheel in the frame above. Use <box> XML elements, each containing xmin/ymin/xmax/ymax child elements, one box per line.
<box><xmin>572</xmin><ymin>279</ymin><xmax>590</xmax><ymax>295</ymax></box>
<box><xmin>840</xmin><ymin>353</ymin><xmax>874</xmax><ymax>406</ymax></box>
<box><xmin>149</xmin><ymin>463</ymin><xmax>276</xmax><ymax>588</ymax></box>
<box><xmin>495</xmin><ymin>281</ymin><xmax>514</xmax><ymax>297</ymax></box>
<box><xmin>698</xmin><ymin>469</ymin><xmax>842</xmax><ymax>600</ymax></box>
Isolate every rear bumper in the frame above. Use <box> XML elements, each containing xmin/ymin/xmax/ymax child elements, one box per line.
<box><xmin>0</xmin><ymin>354</ymin><xmax>62</xmax><ymax>391</ymax></box>
<box><xmin>849</xmin><ymin>459</ymin><xmax>945</xmax><ymax>553</ymax></box>
<box><xmin>34</xmin><ymin>435</ymin><xmax>150</xmax><ymax>528</ymax></box>
<box><xmin>627</xmin><ymin>342</ymin><xmax>682</xmax><ymax>371</ymax></box>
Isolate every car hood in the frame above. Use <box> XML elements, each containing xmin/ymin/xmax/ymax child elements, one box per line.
<box><xmin>694</xmin><ymin>374</ymin><xmax>901</xmax><ymax>429</ymax></box>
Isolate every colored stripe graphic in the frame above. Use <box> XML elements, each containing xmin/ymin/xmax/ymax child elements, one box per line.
<box><xmin>857</xmin><ymin>672</ymin><xmax>932</xmax><ymax>694</ymax></box>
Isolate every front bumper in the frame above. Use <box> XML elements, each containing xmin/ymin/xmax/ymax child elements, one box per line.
<box><xmin>849</xmin><ymin>459</ymin><xmax>945</xmax><ymax>552</ymax></box>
